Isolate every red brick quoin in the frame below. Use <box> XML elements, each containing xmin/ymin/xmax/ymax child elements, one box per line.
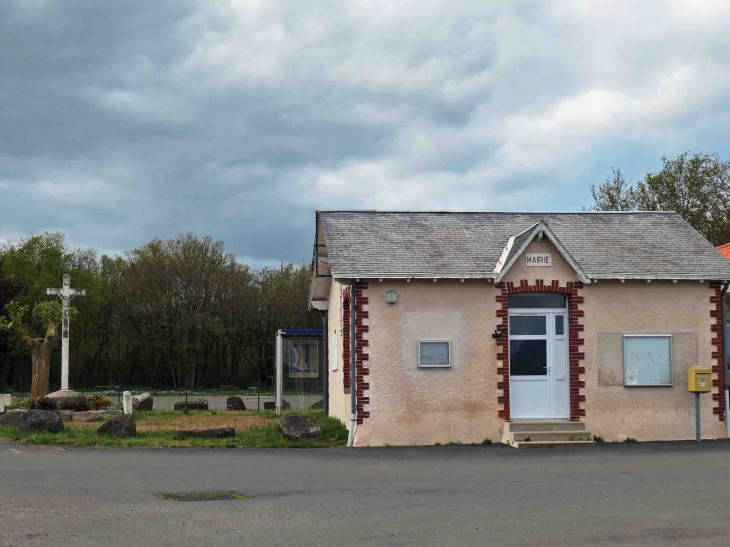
<box><xmin>495</xmin><ymin>279</ymin><xmax>586</xmax><ymax>422</ymax></box>
<box><xmin>341</xmin><ymin>282</ymin><xmax>371</xmax><ymax>424</ymax></box>
<box><xmin>710</xmin><ymin>282</ymin><xmax>726</xmax><ymax>422</ymax></box>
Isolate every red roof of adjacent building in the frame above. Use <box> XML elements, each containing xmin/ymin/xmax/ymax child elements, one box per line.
<box><xmin>717</xmin><ymin>243</ymin><xmax>730</xmax><ymax>260</ymax></box>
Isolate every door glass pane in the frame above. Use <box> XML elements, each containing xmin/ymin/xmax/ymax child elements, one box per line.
<box><xmin>555</xmin><ymin>315</ymin><xmax>564</xmax><ymax>336</ymax></box>
<box><xmin>510</xmin><ymin>340</ymin><xmax>547</xmax><ymax>376</ymax></box>
<box><xmin>508</xmin><ymin>294</ymin><xmax>566</xmax><ymax>309</ymax></box>
<box><xmin>509</xmin><ymin>315</ymin><xmax>546</xmax><ymax>335</ymax></box>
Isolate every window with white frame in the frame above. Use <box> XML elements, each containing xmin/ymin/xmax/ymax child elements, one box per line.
<box><xmin>623</xmin><ymin>335</ymin><xmax>673</xmax><ymax>386</ymax></box>
<box><xmin>419</xmin><ymin>341</ymin><xmax>451</xmax><ymax>368</ymax></box>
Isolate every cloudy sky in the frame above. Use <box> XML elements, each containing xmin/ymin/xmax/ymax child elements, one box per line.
<box><xmin>2</xmin><ymin>0</ymin><xmax>729</xmax><ymax>267</ymax></box>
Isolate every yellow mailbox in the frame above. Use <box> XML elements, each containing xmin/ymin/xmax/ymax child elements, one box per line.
<box><xmin>688</xmin><ymin>366</ymin><xmax>712</xmax><ymax>393</ymax></box>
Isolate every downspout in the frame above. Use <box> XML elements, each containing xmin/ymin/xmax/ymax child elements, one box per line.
<box><xmin>347</xmin><ymin>281</ymin><xmax>357</xmax><ymax>447</ymax></box>
<box><xmin>722</xmin><ymin>281</ymin><xmax>730</xmax><ymax>438</ymax></box>
<box><xmin>321</xmin><ymin>311</ymin><xmax>329</xmax><ymax>418</ymax></box>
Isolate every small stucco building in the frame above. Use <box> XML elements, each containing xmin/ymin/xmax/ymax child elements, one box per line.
<box><xmin>309</xmin><ymin>211</ymin><xmax>730</xmax><ymax>446</ymax></box>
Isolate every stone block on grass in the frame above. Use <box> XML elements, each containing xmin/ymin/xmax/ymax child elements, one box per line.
<box><xmin>0</xmin><ymin>410</ymin><xmax>64</xmax><ymax>433</ymax></box>
<box><xmin>0</xmin><ymin>411</ymin><xmax>24</xmax><ymax>429</ymax></box>
<box><xmin>97</xmin><ymin>415</ymin><xmax>137</xmax><ymax>438</ymax></box>
<box><xmin>173</xmin><ymin>400</ymin><xmax>209</xmax><ymax>411</ymax></box>
<box><xmin>173</xmin><ymin>427</ymin><xmax>235</xmax><ymax>440</ymax></box>
<box><xmin>279</xmin><ymin>414</ymin><xmax>321</xmax><ymax>440</ymax></box>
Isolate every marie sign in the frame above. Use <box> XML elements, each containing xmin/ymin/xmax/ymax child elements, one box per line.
<box><xmin>525</xmin><ymin>253</ymin><xmax>552</xmax><ymax>267</ymax></box>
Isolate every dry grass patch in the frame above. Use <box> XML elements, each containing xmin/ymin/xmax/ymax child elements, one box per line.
<box><xmin>67</xmin><ymin>410</ymin><xmax>275</xmax><ymax>432</ymax></box>
<box><xmin>0</xmin><ymin>410</ymin><xmax>348</xmax><ymax>448</ymax></box>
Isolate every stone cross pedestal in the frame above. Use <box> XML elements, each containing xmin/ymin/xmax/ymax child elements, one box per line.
<box><xmin>46</xmin><ymin>273</ymin><xmax>87</xmax><ymax>406</ymax></box>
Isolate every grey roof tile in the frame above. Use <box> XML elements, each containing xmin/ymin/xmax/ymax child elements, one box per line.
<box><xmin>318</xmin><ymin>211</ymin><xmax>730</xmax><ymax>280</ymax></box>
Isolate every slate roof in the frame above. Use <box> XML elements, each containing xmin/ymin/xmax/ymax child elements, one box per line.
<box><xmin>501</xmin><ymin>222</ymin><xmax>539</xmax><ymax>274</ymax></box>
<box><xmin>318</xmin><ymin>211</ymin><xmax>730</xmax><ymax>281</ymax></box>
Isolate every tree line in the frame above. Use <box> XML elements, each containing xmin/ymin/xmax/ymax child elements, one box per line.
<box><xmin>589</xmin><ymin>151</ymin><xmax>730</xmax><ymax>246</ymax></box>
<box><xmin>0</xmin><ymin>233</ymin><xmax>318</xmax><ymax>396</ymax></box>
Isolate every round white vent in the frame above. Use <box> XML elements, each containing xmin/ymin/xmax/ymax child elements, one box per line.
<box><xmin>384</xmin><ymin>289</ymin><xmax>399</xmax><ymax>304</ymax></box>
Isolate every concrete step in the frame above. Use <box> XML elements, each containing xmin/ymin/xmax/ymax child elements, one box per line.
<box><xmin>514</xmin><ymin>440</ymin><xmax>597</xmax><ymax>448</ymax></box>
<box><xmin>508</xmin><ymin>421</ymin><xmax>586</xmax><ymax>432</ymax></box>
<box><xmin>512</xmin><ymin>431</ymin><xmax>593</xmax><ymax>442</ymax></box>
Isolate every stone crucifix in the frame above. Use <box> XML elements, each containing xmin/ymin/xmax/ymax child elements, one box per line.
<box><xmin>47</xmin><ymin>274</ymin><xmax>85</xmax><ymax>391</ymax></box>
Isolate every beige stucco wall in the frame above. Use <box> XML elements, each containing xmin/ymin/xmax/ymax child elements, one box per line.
<box><xmin>340</xmin><ymin>237</ymin><xmax>726</xmax><ymax>446</ymax></box>
<box><xmin>354</xmin><ymin>278</ymin><xmax>501</xmax><ymax>447</ymax></box>
<box><xmin>326</xmin><ymin>280</ymin><xmax>349</xmax><ymax>426</ymax></box>
<box><xmin>583</xmin><ymin>281</ymin><xmax>724</xmax><ymax>441</ymax></box>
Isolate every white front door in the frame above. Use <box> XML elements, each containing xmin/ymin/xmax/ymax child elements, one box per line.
<box><xmin>509</xmin><ymin>310</ymin><xmax>568</xmax><ymax>420</ymax></box>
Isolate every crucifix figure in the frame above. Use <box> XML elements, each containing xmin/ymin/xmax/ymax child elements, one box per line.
<box><xmin>47</xmin><ymin>274</ymin><xmax>85</xmax><ymax>391</ymax></box>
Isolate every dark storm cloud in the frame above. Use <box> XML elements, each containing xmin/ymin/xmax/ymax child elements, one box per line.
<box><xmin>2</xmin><ymin>0</ymin><xmax>730</xmax><ymax>265</ymax></box>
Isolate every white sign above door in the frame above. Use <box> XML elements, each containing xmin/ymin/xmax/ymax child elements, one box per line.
<box><xmin>526</xmin><ymin>253</ymin><xmax>552</xmax><ymax>267</ymax></box>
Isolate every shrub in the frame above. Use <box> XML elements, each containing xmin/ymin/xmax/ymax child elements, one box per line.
<box><xmin>482</xmin><ymin>438</ymin><xmax>492</xmax><ymax>445</ymax></box>
<box><xmin>8</xmin><ymin>398</ymin><xmax>31</xmax><ymax>410</ymax></box>
<box><xmin>624</xmin><ymin>437</ymin><xmax>637</xmax><ymax>443</ymax></box>
<box><xmin>87</xmin><ymin>394</ymin><xmax>112</xmax><ymax>410</ymax></box>
<box><xmin>89</xmin><ymin>397</ymin><xmax>112</xmax><ymax>410</ymax></box>
<box><xmin>30</xmin><ymin>396</ymin><xmax>58</xmax><ymax>411</ymax></box>
<box><xmin>593</xmin><ymin>435</ymin><xmax>604</xmax><ymax>443</ymax></box>
<box><xmin>58</xmin><ymin>399</ymin><xmax>90</xmax><ymax>412</ymax></box>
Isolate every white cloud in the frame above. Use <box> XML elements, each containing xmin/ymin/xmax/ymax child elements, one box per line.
<box><xmin>1</xmin><ymin>0</ymin><xmax>730</xmax><ymax>262</ymax></box>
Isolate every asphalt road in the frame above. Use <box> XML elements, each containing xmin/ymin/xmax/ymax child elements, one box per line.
<box><xmin>2</xmin><ymin>440</ymin><xmax>730</xmax><ymax>547</ymax></box>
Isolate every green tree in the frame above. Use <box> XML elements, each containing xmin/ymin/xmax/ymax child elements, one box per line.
<box><xmin>0</xmin><ymin>300</ymin><xmax>76</xmax><ymax>399</ymax></box>
<box><xmin>589</xmin><ymin>152</ymin><xmax>730</xmax><ymax>246</ymax></box>
<box><xmin>0</xmin><ymin>233</ymin><xmax>72</xmax><ymax>395</ymax></box>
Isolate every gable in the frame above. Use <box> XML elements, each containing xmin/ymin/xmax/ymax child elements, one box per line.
<box><xmin>493</xmin><ymin>221</ymin><xmax>590</xmax><ymax>284</ymax></box>
<box><xmin>498</xmin><ymin>238</ymin><xmax>579</xmax><ymax>284</ymax></box>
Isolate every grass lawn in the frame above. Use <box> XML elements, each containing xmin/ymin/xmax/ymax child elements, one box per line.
<box><xmin>0</xmin><ymin>410</ymin><xmax>348</xmax><ymax>448</ymax></box>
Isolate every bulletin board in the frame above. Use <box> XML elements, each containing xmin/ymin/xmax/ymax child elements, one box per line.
<box><xmin>623</xmin><ymin>335</ymin><xmax>673</xmax><ymax>386</ymax></box>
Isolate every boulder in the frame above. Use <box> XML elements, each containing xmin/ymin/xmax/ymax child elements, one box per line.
<box><xmin>133</xmin><ymin>393</ymin><xmax>154</xmax><ymax>411</ymax></box>
<box><xmin>58</xmin><ymin>410</ymin><xmax>74</xmax><ymax>423</ymax></box>
<box><xmin>0</xmin><ymin>410</ymin><xmax>64</xmax><ymax>433</ymax></box>
<box><xmin>97</xmin><ymin>415</ymin><xmax>137</xmax><ymax>438</ymax></box>
<box><xmin>72</xmin><ymin>410</ymin><xmax>123</xmax><ymax>422</ymax></box>
<box><xmin>226</xmin><ymin>397</ymin><xmax>246</xmax><ymax>411</ymax></box>
<box><xmin>279</xmin><ymin>414</ymin><xmax>322</xmax><ymax>440</ymax></box>
<box><xmin>263</xmin><ymin>399</ymin><xmax>290</xmax><ymax>411</ymax></box>
<box><xmin>173</xmin><ymin>427</ymin><xmax>235</xmax><ymax>440</ymax></box>
<box><xmin>174</xmin><ymin>399</ymin><xmax>208</xmax><ymax>411</ymax></box>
